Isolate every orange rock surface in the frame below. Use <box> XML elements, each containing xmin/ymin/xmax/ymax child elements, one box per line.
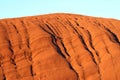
<box><xmin>0</xmin><ymin>13</ymin><xmax>120</xmax><ymax>80</ymax></box>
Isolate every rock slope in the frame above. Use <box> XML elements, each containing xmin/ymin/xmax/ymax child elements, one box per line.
<box><xmin>0</xmin><ymin>13</ymin><xmax>120</xmax><ymax>80</ymax></box>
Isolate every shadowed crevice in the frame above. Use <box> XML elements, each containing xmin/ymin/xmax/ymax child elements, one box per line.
<box><xmin>12</xmin><ymin>24</ymin><xmax>19</xmax><ymax>33</ymax></box>
<box><xmin>65</xmin><ymin>19</ymin><xmax>102</xmax><ymax>80</ymax></box>
<box><xmin>39</xmin><ymin>24</ymin><xmax>79</xmax><ymax>80</ymax></box>
<box><xmin>86</xmin><ymin>30</ymin><xmax>101</xmax><ymax>63</ymax></box>
<box><xmin>21</xmin><ymin>20</ymin><xmax>31</xmax><ymax>48</ymax></box>
<box><xmin>105</xmin><ymin>28</ymin><xmax>120</xmax><ymax>44</ymax></box>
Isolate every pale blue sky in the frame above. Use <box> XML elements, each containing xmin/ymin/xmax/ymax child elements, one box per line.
<box><xmin>0</xmin><ymin>0</ymin><xmax>120</xmax><ymax>19</ymax></box>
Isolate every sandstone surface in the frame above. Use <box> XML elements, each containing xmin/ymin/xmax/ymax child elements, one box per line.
<box><xmin>0</xmin><ymin>13</ymin><xmax>120</xmax><ymax>80</ymax></box>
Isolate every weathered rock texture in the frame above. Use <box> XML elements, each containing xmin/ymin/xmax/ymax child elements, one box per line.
<box><xmin>0</xmin><ymin>13</ymin><xmax>120</xmax><ymax>80</ymax></box>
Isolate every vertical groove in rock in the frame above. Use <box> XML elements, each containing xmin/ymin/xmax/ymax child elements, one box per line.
<box><xmin>65</xmin><ymin>18</ymin><xmax>102</xmax><ymax>80</ymax></box>
<box><xmin>39</xmin><ymin>24</ymin><xmax>79</xmax><ymax>80</ymax></box>
<box><xmin>20</xmin><ymin>19</ymin><xmax>34</xmax><ymax>79</ymax></box>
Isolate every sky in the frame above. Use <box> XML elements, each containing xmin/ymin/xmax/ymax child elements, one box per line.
<box><xmin>0</xmin><ymin>0</ymin><xmax>120</xmax><ymax>19</ymax></box>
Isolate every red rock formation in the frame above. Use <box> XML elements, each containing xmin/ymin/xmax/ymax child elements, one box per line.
<box><xmin>0</xmin><ymin>13</ymin><xmax>120</xmax><ymax>80</ymax></box>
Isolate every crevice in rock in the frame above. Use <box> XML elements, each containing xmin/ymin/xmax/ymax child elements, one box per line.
<box><xmin>66</xmin><ymin>20</ymin><xmax>102</xmax><ymax>79</ymax></box>
<box><xmin>51</xmin><ymin>36</ymin><xmax>79</xmax><ymax>80</ymax></box>
<box><xmin>45</xmin><ymin>24</ymin><xmax>56</xmax><ymax>35</ymax></box>
<box><xmin>51</xmin><ymin>35</ymin><xmax>67</xmax><ymax>58</ymax></box>
<box><xmin>74</xmin><ymin>21</ymin><xmax>80</xmax><ymax>26</ymax></box>
<box><xmin>86</xmin><ymin>30</ymin><xmax>101</xmax><ymax>63</ymax></box>
<box><xmin>85</xmin><ymin>30</ymin><xmax>102</xmax><ymax>80</ymax></box>
<box><xmin>8</xmin><ymin>40</ymin><xmax>14</xmax><ymax>54</ymax></box>
<box><xmin>30</xmin><ymin>65</ymin><xmax>34</xmax><ymax>76</ymax></box>
<box><xmin>12</xmin><ymin>24</ymin><xmax>19</xmax><ymax>33</ymax></box>
<box><xmin>3</xmin><ymin>74</ymin><xmax>6</xmax><ymax>80</ymax></box>
<box><xmin>39</xmin><ymin>24</ymin><xmax>79</xmax><ymax>80</ymax></box>
<box><xmin>39</xmin><ymin>25</ymin><xmax>66</xmax><ymax>58</ymax></box>
<box><xmin>58</xmin><ymin>38</ymin><xmax>70</xmax><ymax>57</ymax></box>
<box><xmin>20</xmin><ymin>20</ymin><xmax>34</xmax><ymax>77</ymax></box>
<box><xmin>67</xmin><ymin>20</ymin><xmax>98</xmax><ymax>65</ymax></box>
<box><xmin>105</xmin><ymin>27</ymin><xmax>120</xmax><ymax>44</ymax></box>
<box><xmin>39</xmin><ymin>22</ymin><xmax>80</xmax><ymax>79</ymax></box>
<box><xmin>20</xmin><ymin>20</ymin><xmax>30</xmax><ymax>48</ymax></box>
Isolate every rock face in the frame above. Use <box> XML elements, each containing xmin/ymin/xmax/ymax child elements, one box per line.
<box><xmin>0</xmin><ymin>13</ymin><xmax>120</xmax><ymax>80</ymax></box>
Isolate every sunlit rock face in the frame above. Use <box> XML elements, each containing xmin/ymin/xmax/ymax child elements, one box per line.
<box><xmin>0</xmin><ymin>13</ymin><xmax>120</xmax><ymax>80</ymax></box>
